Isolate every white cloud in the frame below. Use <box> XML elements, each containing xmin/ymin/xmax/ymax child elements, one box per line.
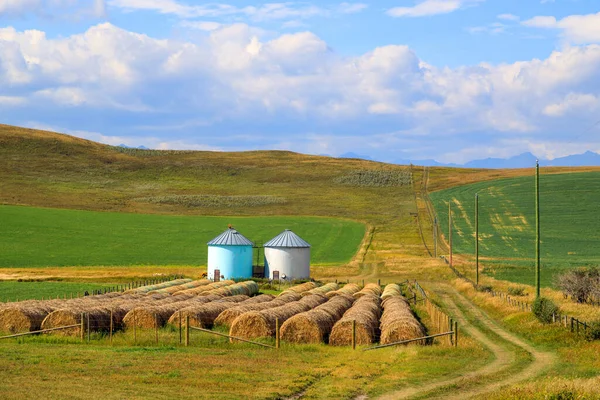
<box><xmin>543</xmin><ymin>93</ymin><xmax>599</xmax><ymax>117</ymax></box>
<box><xmin>338</xmin><ymin>3</ymin><xmax>368</xmax><ymax>14</ymax></box>
<box><xmin>3</xmin><ymin>23</ymin><xmax>600</xmax><ymax>162</ymax></box>
<box><xmin>0</xmin><ymin>95</ymin><xmax>26</xmax><ymax>106</ymax></box>
<box><xmin>522</xmin><ymin>12</ymin><xmax>600</xmax><ymax>43</ymax></box>
<box><xmin>497</xmin><ymin>13</ymin><xmax>519</xmax><ymax>21</ymax></box>
<box><xmin>387</xmin><ymin>0</ymin><xmax>483</xmax><ymax>18</ymax></box>
<box><xmin>108</xmin><ymin>1</ymin><xmax>360</xmax><ymax>21</ymax></box>
<box><xmin>180</xmin><ymin>20</ymin><xmax>222</xmax><ymax>31</ymax></box>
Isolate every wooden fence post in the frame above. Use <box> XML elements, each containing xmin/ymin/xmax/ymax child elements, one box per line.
<box><xmin>276</xmin><ymin>318</ymin><xmax>280</xmax><ymax>349</ymax></box>
<box><xmin>87</xmin><ymin>313</ymin><xmax>90</xmax><ymax>342</ymax></box>
<box><xmin>133</xmin><ymin>309</ymin><xmax>137</xmax><ymax>344</ymax></box>
<box><xmin>185</xmin><ymin>315</ymin><xmax>190</xmax><ymax>347</ymax></box>
<box><xmin>352</xmin><ymin>320</ymin><xmax>356</xmax><ymax>350</ymax></box>
<box><xmin>155</xmin><ymin>314</ymin><xmax>159</xmax><ymax>345</ymax></box>
<box><xmin>80</xmin><ymin>313</ymin><xmax>84</xmax><ymax>342</ymax></box>
<box><xmin>110</xmin><ymin>309</ymin><xmax>113</xmax><ymax>345</ymax></box>
<box><xmin>179</xmin><ymin>311</ymin><xmax>182</xmax><ymax>344</ymax></box>
<box><xmin>453</xmin><ymin>321</ymin><xmax>458</xmax><ymax>347</ymax></box>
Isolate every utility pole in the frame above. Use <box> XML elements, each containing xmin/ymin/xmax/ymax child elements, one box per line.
<box><xmin>449</xmin><ymin>202</ymin><xmax>453</xmax><ymax>268</ymax></box>
<box><xmin>434</xmin><ymin>217</ymin><xmax>438</xmax><ymax>258</ymax></box>
<box><xmin>475</xmin><ymin>193</ymin><xmax>479</xmax><ymax>286</ymax></box>
<box><xmin>535</xmin><ymin>160</ymin><xmax>541</xmax><ymax>298</ymax></box>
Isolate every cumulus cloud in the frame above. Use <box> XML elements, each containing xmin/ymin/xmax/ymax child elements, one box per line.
<box><xmin>522</xmin><ymin>12</ymin><xmax>600</xmax><ymax>44</ymax></box>
<box><xmin>108</xmin><ymin>1</ymin><xmax>364</xmax><ymax>21</ymax></box>
<box><xmin>2</xmin><ymin>22</ymin><xmax>600</xmax><ymax>162</ymax></box>
<box><xmin>387</xmin><ymin>0</ymin><xmax>484</xmax><ymax>18</ymax></box>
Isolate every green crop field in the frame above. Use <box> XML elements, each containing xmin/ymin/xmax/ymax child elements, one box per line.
<box><xmin>430</xmin><ymin>171</ymin><xmax>600</xmax><ymax>287</ymax></box>
<box><xmin>0</xmin><ymin>281</ymin><xmax>114</xmax><ymax>302</ymax></box>
<box><xmin>0</xmin><ymin>205</ymin><xmax>365</xmax><ymax>268</ymax></box>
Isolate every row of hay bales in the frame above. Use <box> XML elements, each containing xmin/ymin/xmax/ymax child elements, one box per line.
<box><xmin>125</xmin><ymin>279</ymin><xmax>193</xmax><ymax>294</ymax></box>
<box><xmin>0</xmin><ymin>279</ymin><xmax>242</xmax><ymax>335</ymax></box>
<box><xmin>47</xmin><ymin>280</ymin><xmax>258</xmax><ymax>333</ymax></box>
<box><xmin>123</xmin><ymin>281</ymin><xmax>260</xmax><ymax>329</ymax></box>
<box><xmin>221</xmin><ymin>282</ymin><xmax>426</xmax><ymax>347</ymax></box>
<box><xmin>0</xmin><ymin>292</ymin><xmax>124</xmax><ymax>334</ymax></box>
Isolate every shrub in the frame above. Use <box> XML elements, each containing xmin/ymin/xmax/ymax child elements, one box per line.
<box><xmin>532</xmin><ymin>297</ymin><xmax>560</xmax><ymax>324</ymax></box>
<box><xmin>477</xmin><ymin>285</ymin><xmax>493</xmax><ymax>293</ymax></box>
<box><xmin>584</xmin><ymin>321</ymin><xmax>600</xmax><ymax>342</ymax></box>
<box><xmin>507</xmin><ymin>286</ymin><xmax>526</xmax><ymax>296</ymax></box>
<box><xmin>136</xmin><ymin>194</ymin><xmax>286</xmax><ymax>208</ymax></box>
<box><xmin>556</xmin><ymin>267</ymin><xmax>600</xmax><ymax>304</ymax></box>
<box><xmin>334</xmin><ymin>169</ymin><xmax>412</xmax><ymax>187</ymax></box>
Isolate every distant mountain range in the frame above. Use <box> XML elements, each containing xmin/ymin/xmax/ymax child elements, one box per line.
<box><xmin>118</xmin><ymin>144</ymin><xmax>149</xmax><ymax>150</ymax></box>
<box><xmin>342</xmin><ymin>151</ymin><xmax>600</xmax><ymax>169</ymax></box>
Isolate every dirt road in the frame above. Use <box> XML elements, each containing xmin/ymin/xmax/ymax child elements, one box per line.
<box><xmin>377</xmin><ymin>284</ymin><xmax>556</xmax><ymax>399</ymax></box>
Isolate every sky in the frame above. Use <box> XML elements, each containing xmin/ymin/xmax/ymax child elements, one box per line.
<box><xmin>1</xmin><ymin>0</ymin><xmax>600</xmax><ymax>163</ymax></box>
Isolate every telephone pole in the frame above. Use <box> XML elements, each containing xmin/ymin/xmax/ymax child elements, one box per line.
<box><xmin>475</xmin><ymin>193</ymin><xmax>479</xmax><ymax>286</ymax></box>
<box><xmin>449</xmin><ymin>202</ymin><xmax>453</xmax><ymax>268</ymax></box>
<box><xmin>535</xmin><ymin>160</ymin><xmax>541</xmax><ymax>298</ymax></box>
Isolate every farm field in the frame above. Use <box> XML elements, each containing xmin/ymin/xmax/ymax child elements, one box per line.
<box><xmin>430</xmin><ymin>171</ymin><xmax>600</xmax><ymax>287</ymax></box>
<box><xmin>2</xmin><ymin>125</ymin><xmax>600</xmax><ymax>399</ymax></box>
<box><xmin>0</xmin><ymin>205</ymin><xmax>365</xmax><ymax>268</ymax></box>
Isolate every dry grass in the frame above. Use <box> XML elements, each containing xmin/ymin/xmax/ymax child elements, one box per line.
<box><xmin>280</xmin><ymin>294</ymin><xmax>355</xmax><ymax>344</ymax></box>
<box><xmin>329</xmin><ymin>294</ymin><xmax>381</xmax><ymax>346</ymax></box>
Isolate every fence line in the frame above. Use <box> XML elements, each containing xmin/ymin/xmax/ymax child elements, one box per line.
<box><xmin>407</xmin><ymin>280</ymin><xmax>458</xmax><ymax>347</ymax></box>
<box><xmin>364</xmin><ymin>331</ymin><xmax>456</xmax><ymax>351</ymax></box>
<box><xmin>0</xmin><ymin>324</ymin><xmax>82</xmax><ymax>340</ymax></box>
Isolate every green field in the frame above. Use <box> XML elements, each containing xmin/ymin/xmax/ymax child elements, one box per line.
<box><xmin>0</xmin><ymin>205</ymin><xmax>365</xmax><ymax>268</ymax></box>
<box><xmin>0</xmin><ymin>281</ymin><xmax>115</xmax><ymax>302</ymax></box>
<box><xmin>430</xmin><ymin>171</ymin><xmax>600</xmax><ymax>287</ymax></box>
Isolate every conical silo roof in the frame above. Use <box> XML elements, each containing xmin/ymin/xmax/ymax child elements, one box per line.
<box><xmin>264</xmin><ymin>229</ymin><xmax>311</xmax><ymax>248</ymax></box>
<box><xmin>207</xmin><ymin>228</ymin><xmax>254</xmax><ymax>246</ymax></box>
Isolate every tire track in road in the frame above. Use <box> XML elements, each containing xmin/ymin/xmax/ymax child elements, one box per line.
<box><xmin>377</xmin><ymin>284</ymin><xmax>556</xmax><ymax>400</ymax></box>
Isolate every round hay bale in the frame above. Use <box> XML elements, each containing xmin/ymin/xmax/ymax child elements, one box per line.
<box><xmin>279</xmin><ymin>282</ymin><xmax>317</xmax><ymax>296</ymax></box>
<box><xmin>123</xmin><ymin>294</ymin><xmax>226</xmax><ymax>329</ymax></box>
<box><xmin>230</xmin><ymin>294</ymin><xmax>328</xmax><ymax>340</ymax></box>
<box><xmin>381</xmin><ymin>284</ymin><xmax>402</xmax><ymax>300</ymax></box>
<box><xmin>379</xmin><ymin>296</ymin><xmax>426</xmax><ymax>345</ymax></box>
<box><xmin>280</xmin><ymin>294</ymin><xmax>355</xmax><ymax>344</ymax></box>
<box><xmin>214</xmin><ymin>294</ymin><xmax>294</xmax><ymax>328</ymax></box>
<box><xmin>172</xmin><ymin>302</ymin><xmax>239</xmax><ymax>328</ymax></box>
<box><xmin>353</xmin><ymin>283</ymin><xmax>382</xmax><ymax>298</ymax></box>
<box><xmin>302</xmin><ymin>282</ymin><xmax>339</xmax><ymax>297</ymax></box>
<box><xmin>329</xmin><ymin>294</ymin><xmax>381</xmax><ymax>346</ymax></box>
<box><xmin>0</xmin><ymin>306</ymin><xmax>53</xmax><ymax>333</ymax></box>
<box><xmin>326</xmin><ymin>283</ymin><xmax>361</xmax><ymax>298</ymax></box>
<box><xmin>173</xmin><ymin>280</ymin><xmax>235</xmax><ymax>296</ymax></box>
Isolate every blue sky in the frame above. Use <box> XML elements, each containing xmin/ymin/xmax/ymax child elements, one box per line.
<box><xmin>1</xmin><ymin>0</ymin><xmax>600</xmax><ymax>163</ymax></box>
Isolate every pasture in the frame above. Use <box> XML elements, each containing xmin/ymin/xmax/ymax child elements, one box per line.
<box><xmin>0</xmin><ymin>205</ymin><xmax>365</xmax><ymax>268</ymax></box>
<box><xmin>430</xmin><ymin>171</ymin><xmax>600</xmax><ymax>287</ymax></box>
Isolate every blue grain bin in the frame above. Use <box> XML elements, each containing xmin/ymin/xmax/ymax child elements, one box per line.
<box><xmin>207</xmin><ymin>228</ymin><xmax>254</xmax><ymax>280</ymax></box>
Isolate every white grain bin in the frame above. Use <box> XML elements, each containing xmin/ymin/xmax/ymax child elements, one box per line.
<box><xmin>207</xmin><ymin>227</ymin><xmax>254</xmax><ymax>281</ymax></box>
<box><xmin>264</xmin><ymin>229</ymin><xmax>311</xmax><ymax>281</ymax></box>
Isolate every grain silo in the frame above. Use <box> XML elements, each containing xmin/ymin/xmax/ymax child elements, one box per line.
<box><xmin>264</xmin><ymin>229</ymin><xmax>311</xmax><ymax>280</ymax></box>
<box><xmin>207</xmin><ymin>227</ymin><xmax>254</xmax><ymax>281</ymax></box>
